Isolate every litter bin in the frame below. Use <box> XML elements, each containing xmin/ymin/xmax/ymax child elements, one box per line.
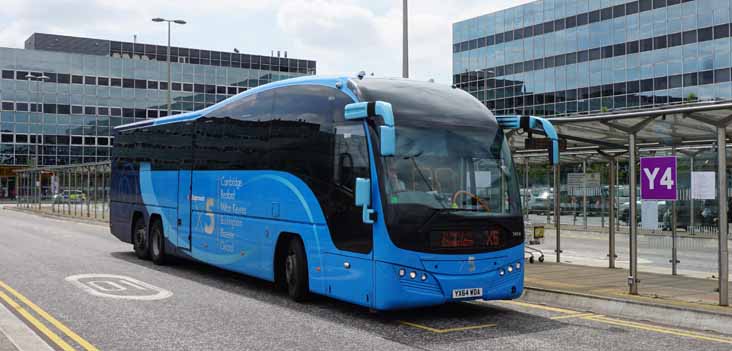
<box><xmin>531</xmin><ymin>225</ymin><xmax>544</xmax><ymax>245</ymax></box>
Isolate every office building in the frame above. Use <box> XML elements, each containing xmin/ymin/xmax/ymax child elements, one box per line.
<box><xmin>453</xmin><ymin>0</ymin><xmax>732</xmax><ymax>117</ymax></box>
<box><xmin>0</xmin><ymin>33</ymin><xmax>316</xmax><ymax>199</ymax></box>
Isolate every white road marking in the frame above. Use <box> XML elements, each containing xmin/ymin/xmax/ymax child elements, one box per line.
<box><xmin>0</xmin><ymin>300</ymin><xmax>54</xmax><ymax>351</ymax></box>
<box><xmin>65</xmin><ymin>274</ymin><xmax>172</xmax><ymax>301</ymax></box>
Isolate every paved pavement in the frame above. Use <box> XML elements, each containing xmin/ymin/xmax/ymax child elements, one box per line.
<box><xmin>0</xmin><ymin>333</ymin><xmax>16</xmax><ymax>351</ymax></box>
<box><xmin>3</xmin><ymin>207</ymin><xmax>732</xmax><ymax>350</ymax></box>
<box><xmin>527</xmin><ymin>225</ymin><xmax>726</xmax><ymax>279</ymax></box>
<box><xmin>526</xmin><ymin>262</ymin><xmax>732</xmax><ymax>311</ymax></box>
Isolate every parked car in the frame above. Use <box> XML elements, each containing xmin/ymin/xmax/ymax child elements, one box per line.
<box><xmin>52</xmin><ymin>190</ymin><xmax>86</xmax><ymax>204</ymax></box>
<box><xmin>526</xmin><ymin>189</ymin><xmax>553</xmax><ymax>214</ymax></box>
<box><xmin>619</xmin><ymin>200</ymin><xmax>669</xmax><ymax>225</ymax></box>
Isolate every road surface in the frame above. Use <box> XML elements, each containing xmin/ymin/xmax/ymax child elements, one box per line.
<box><xmin>1</xmin><ymin>208</ymin><xmax>731</xmax><ymax>351</ymax></box>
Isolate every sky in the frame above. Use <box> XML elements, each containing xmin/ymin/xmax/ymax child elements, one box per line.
<box><xmin>0</xmin><ymin>0</ymin><xmax>533</xmax><ymax>84</ymax></box>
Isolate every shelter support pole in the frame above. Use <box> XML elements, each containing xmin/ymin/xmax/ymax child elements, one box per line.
<box><xmin>608</xmin><ymin>157</ymin><xmax>616</xmax><ymax>269</ymax></box>
<box><xmin>546</xmin><ymin>165</ymin><xmax>551</xmax><ymax>224</ymax></box>
<box><xmin>554</xmin><ymin>158</ymin><xmax>562</xmax><ymax>263</ymax></box>
<box><xmin>583</xmin><ymin>159</ymin><xmax>588</xmax><ymax>230</ymax></box>
<box><xmin>718</xmin><ymin>126</ymin><xmax>728</xmax><ymax>306</ymax></box>
<box><xmin>672</xmin><ymin>147</ymin><xmax>678</xmax><ymax>276</ymax></box>
<box><xmin>629</xmin><ymin>133</ymin><xmax>639</xmax><ymax>295</ymax></box>
<box><xmin>524</xmin><ymin>158</ymin><xmax>529</xmax><ymax>220</ymax></box>
<box><xmin>690</xmin><ymin>155</ymin><xmax>695</xmax><ymax>235</ymax></box>
<box><xmin>616</xmin><ymin>158</ymin><xmax>620</xmax><ymax>231</ymax></box>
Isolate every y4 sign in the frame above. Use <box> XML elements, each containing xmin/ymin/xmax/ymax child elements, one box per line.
<box><xmin>643</xmin><ymin>167</ymin><xmax>674</xmax><ymax>190</ymax></box>
<box><xmin>640</xmin><ymin>156</ymin><xmax>677</xmax><ymax>200</ymax></box>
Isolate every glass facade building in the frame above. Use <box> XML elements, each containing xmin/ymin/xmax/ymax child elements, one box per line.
<box><xmin>0</xmin><ymin>33</ymin><xmax>315</xmax><ymax>199</ymax></box>
<box><xmin>453</xmin><ymin>0</ymin><xmax>732</xmax><ymax>117</ymax></box>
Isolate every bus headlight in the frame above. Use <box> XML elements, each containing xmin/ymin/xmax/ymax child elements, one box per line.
<box><xmin>499</xmin><ymin>269</ymin><xmax>505</xmax><ymax>276</ymax></box>
<box><xmin>515</xmin><ymin>262</ymin><xmax>521</xmax><ymax>270</ymax></box>
<box><xmin>409</xmin><ymin>271</ymin><xmax>417</xmax><ymax>279</ymax></box>
<box><xmin>507</xmin><ymin>265</ymin><xmax>513</xmax><ymax>273</ymax></box>
<box><xmin>398</xmin><ymin>268</ymin><xmax>406</xmax><ymax>277</ymax></box>
<box><xmin>421</xmin><ymin>273</ymin><xmax>427</xmax><ymax>281</ymax></box>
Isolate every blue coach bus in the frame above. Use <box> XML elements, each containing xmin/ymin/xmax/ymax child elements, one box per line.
<box><xmin>109</xmin><ymin>76</ymin><xmax>558</xmax><ymax>310</ymax></box>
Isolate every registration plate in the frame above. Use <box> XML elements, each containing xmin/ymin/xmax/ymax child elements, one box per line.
<box><xmin>452</xmin><ymin>288</ymin><xmax>483</xmax><ymax>299</ymax></box>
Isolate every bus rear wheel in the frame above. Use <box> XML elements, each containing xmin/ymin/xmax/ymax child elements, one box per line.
<box><xmin>284</xmin><ymin>238</ymin><xmax>310</xmax><ymax>302</ymax></box>
<box><xmin>132</xmin><ymin>216</ymin><xmax>149</xmax><ymax>260</ymax></box>
<box><xmin>150</xmin><ymin>219</ymin><xmax>167</xmax><ymax>265</ymax></box>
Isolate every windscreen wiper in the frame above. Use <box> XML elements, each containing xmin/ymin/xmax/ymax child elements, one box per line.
<box><xmin>403</xmin><ymin>152</ymin><xmax>449</xmax><ymax>209</ymax></box>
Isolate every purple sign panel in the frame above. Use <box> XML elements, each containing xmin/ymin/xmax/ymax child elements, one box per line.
<box><xmin>640</xmin><ymin>156</ymin><xmax>677</xmax><ymax>200</ymax></box>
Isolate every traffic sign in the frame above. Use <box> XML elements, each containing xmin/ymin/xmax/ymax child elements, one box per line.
<box><xmin>640</xmin><ymin>156</ymin><xmax>677</xmax><ymax>200</ymax></box>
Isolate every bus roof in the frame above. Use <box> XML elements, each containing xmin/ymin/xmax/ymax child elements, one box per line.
<box><xmin>115</xmin><ymin>76</ymin><xmax>495</xmax><ymax>132</ymax></box>
<box><xmin>114</xmin><ymin>75</ymin><xmax>355</xmax><ymax>131</ymax></box>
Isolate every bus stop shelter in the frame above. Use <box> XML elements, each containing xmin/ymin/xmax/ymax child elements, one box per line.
<box><xmin>505</xmin><ymin>100</ymin><xmax>732</xmax><ymax>306</ymax></box>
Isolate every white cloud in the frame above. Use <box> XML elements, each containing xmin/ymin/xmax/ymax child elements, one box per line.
<box><xmin>275</xmin><ymin>0</ymin><xmax>534</xmax><ymax>83</ymax></box>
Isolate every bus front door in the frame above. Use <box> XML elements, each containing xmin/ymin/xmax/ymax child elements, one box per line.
<box><xmin>323</xmin><ymin>123</ymin><xmax>375</xmax><ymax>307</ymax></box>
<box><xmin>177</xmin><ymin>169</ymin><xmax>192</xmax><ymax>251</ymax></box>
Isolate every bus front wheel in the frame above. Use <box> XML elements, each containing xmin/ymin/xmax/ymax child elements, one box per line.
<box><xmin>150</xmin><ymin>219</ymin><xmax>167</xmax><ymax>265</ymax></box>
<box><xmin>132</xmin><ymin>216</ymin><xmax>149</xmax><ymax>260</ymax></box>
<box><xmin>285</xmin><ymin>238</ymin><xmax>310</xmax><ymax>302</ymax></box>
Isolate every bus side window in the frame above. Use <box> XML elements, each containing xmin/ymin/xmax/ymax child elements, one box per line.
<box><xmin>195</xmin><ymin>90</ymin><xmax>274</xmax><ymax>170</ymax></box>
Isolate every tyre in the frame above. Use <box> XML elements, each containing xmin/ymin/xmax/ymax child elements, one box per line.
<box><xmin>150</xmin><ymin>219</ymin><xmax>167</xmax><ymax>265</ymax></box>
<box><xmin>284</xmin><ymin>238</ymin><xmax>310</xmax><ymax>301</ymax></box>
<box><xmin>529</xmin><ymin>256</ymin><xmax>535</xmax><ymax>264</ymax></box>
<box><xmin>132</xmin><ymin>216</ymin><xmax>150</xmax><ymax>260</ymax></box>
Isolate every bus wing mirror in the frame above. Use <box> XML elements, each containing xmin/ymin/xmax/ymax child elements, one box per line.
<box><xmin>496</xmin><ymin>115</ymin><xmax>560</xmax><ymax>165</ymax></box>
<box><xmin>355</xmin><ymin>177</ymin><xmax>376</xmax><ymax>224</ymax></box>
<box><xmin>345</xmin><ymin>101</ymin><xmax>396</xmax><ymax>157</ymax></box>
<box><xmin>355</xmin><ymin>178</ymin><xmax>371</xmax><ymax>207</ymax></box>
<box><xmin>380</xmin><ymin>126</ymin><xmax>395</xmax><ymax>156</ymax></box>
<box><xmin>344</xmin><ymin>101</ymin><xmax>395</xmax><ymax>126</ymax></box>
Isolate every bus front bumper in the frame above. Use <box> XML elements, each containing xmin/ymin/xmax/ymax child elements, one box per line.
<box><xmin>372</xmin><ymin>258</ymin><xmax>524</xmax><ymax>310</ymax></box>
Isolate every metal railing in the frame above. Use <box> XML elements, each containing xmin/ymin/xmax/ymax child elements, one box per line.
<box><xmin>14</xmin><ymin>161</ymin><xmax>111</xmax><ymax>221</ymax></box>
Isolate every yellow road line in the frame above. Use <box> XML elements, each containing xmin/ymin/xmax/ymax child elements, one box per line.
<box><xmin>398</xmin><ymin>320</ymin><xmax>497</xmax><ymax>334</ymax></box>
<box><xmin>0</xmin><ymin>279</ymin><xmax>99</xmax><ymax>351</ymax></box>
<box><xmin>584</xmin><ymin>315</ymin><xmax>732</xmax><ymax>344</ymax></box>
<box><xmin>549</xmin><ymin>312</ymin><xmax>597</xmax><ymax>320</ymax></box>
<box><xmin>0</xmin><ymin>291</ymin><xmax>75</xmax><ymax>351</ymax></box>
<box><xmin>503</xmin><ymin>300</ymin><xmax>732</xmax><ymax>345</ymax></box>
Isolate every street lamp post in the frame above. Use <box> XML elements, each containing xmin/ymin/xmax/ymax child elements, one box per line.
<box><xmin>152</xmin><ymin>17</ymin><xmax>186</xmax><ymax>117</ymax></box>
<box><xmin>402</xmin><ymin>0</ymin><xmax>408</xmax><ymax>78</ymax></box>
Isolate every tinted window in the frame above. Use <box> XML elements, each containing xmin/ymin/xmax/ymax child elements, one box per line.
<box><xmin>195</xmin><ymin>90</ymin><xmax>275</xmax><ymax>170</ymax></box>
<box><xmin>329</xmin><ymin>123</ymin><xmax>372</xmax><ymax>252</ymax></box>
<box><xmin>57</xmin><ymin>74</ymin><xmax>70</xmax><ymax>84</ymax></box>
<box><xmin>207</xmin><ymin>90</ymin><xmax>275</xmax><ymax>120</ymax></box>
